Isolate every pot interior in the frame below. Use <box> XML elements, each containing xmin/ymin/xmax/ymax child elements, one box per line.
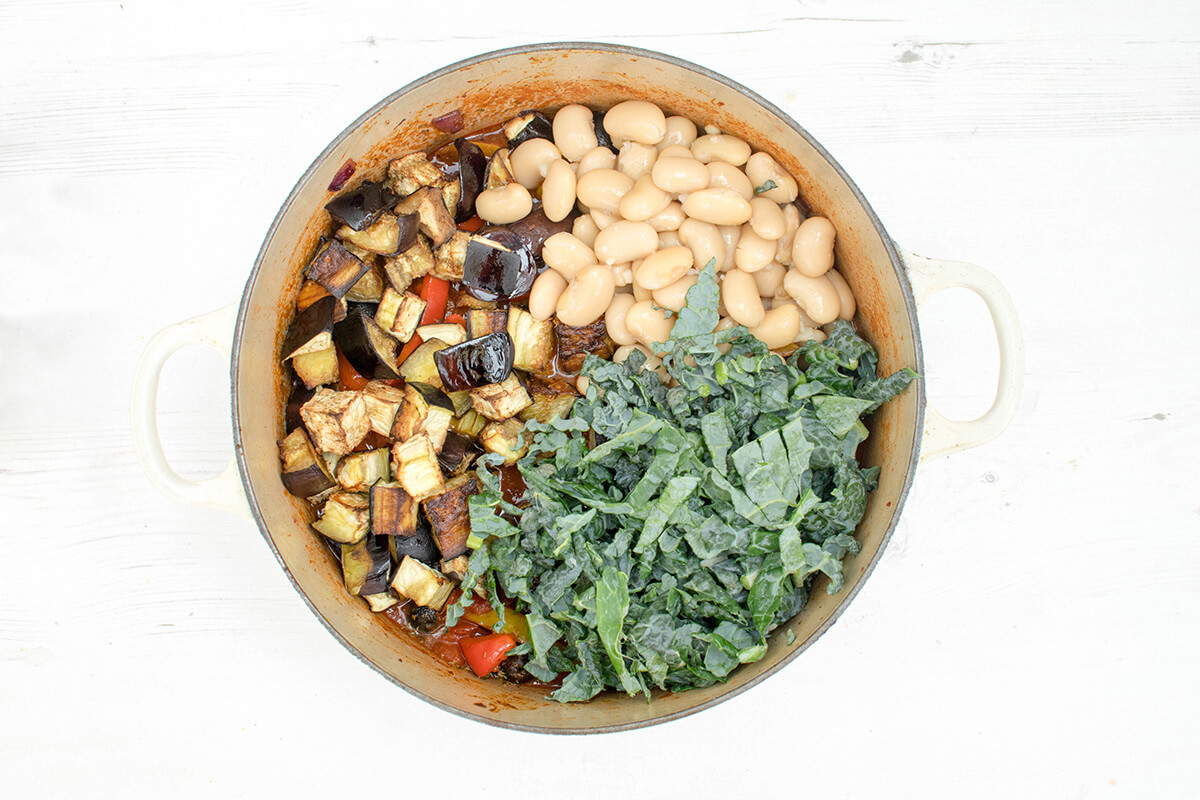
<box><xmin>233</xmin><ymin>44</ymin><xmax>923</xmax><ymax>733</ymax></box>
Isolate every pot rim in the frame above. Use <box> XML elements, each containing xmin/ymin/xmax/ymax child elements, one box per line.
<box><xmin>231</xmin><ymin>41</ymin><xmax>926</xmax><ymax>734</ymax></box>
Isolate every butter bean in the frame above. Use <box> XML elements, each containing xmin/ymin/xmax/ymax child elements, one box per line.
<box><xmin>475</xmin><ymin>183</ymin><xmax>533</xmax><ymax>224</ymax></box>
<box><xmin>510</xmin><ymin>137</ymin><xmax>561</xmax><ymax>189</ymax></box>
<box><xmin>541</xmin><ymin>232</ymin><xmax>596</xmax><ymax>279</ymax></box>
<box><xmin>749</xmin><ymin>196</ymin><xmax>786</xmax><ymax>240</ymax></box>
<box><xmin>791</xmin><ymin>216</ymin><xmax>836</xmax><ymax>277</ymax></box>
<box><xmin>657</xmin><ymin>144</ymin><xmax>694</xmax><ymax>160</ymax></box>
<box><xmin>572</xmin><ymin>212</ymin><xmax>600</xmax><ymax>247</ymax></box>
<box><xmin>553</xmin><ymin>103</ymin><xmax>599</xmax><ymax>162</ymax></box>
<box><xmin>575</xmin><ymin>145</ymin><xmax>617</xmax><ymax>178</ymax></box>
<box><xmin>691</xmin><ymin>134</ymin><xmax>751</xmax><ymax>166</ymax></box>
<box><xmin>604</xmin><ymin>293</ymin><xmax>638</xmax><ymax>346</ymax></box>
<box><xmin>540</xmin><ymin>158</ymin><xmax>577</xmax><ymax>223</ymax></box>
<box><xmin>632</xmin><ymin>277</ymin><xmax>653</xmax><ymax>301</ymax></box>
<box><xmin>657</xmin><ymin>230</ymin><xmax>682</xmax><ymax>249</ymax></box>
<box><xmin>721</xmin><ymin>269</ymin><xmax>765</xmax><ymax>327</ymax></box>
<box><xmin>529</xmin><ymin>269</ymin><xmax>568</xmax><ymax>321</ymax></box>
<box><xmin>624</xmin><ymin>299</ymin><xmax>675</xmax><ymax>349</ymax></box>
<box><xmin>634</xmin><ymin>245</ymin><xmax>694</xmax><ymax>290</ymax></box>
<box><xmin>826</xmin><ymin>268</ymin><xmax>857</xmax><ymax>320</ymax></box>
<box><xmin>603</xmin><ymin>100</ymin><xmax>667</xmax><ymax>146</ymax></box>
<box><xmin>747</xmin><ymin>302</ymin><xmax>803</xmax><ymax>350</ymax></box>
<box><xmin>576</xmin><ymin>168</ymin><xmax>633</xmax><ymax>214</ymax></box>
<box><xmin>719</xmin><ymin>224</ymin><xmax>741</xmax><ymax>272</ymax></box>
<box><xmin>745</xmin><ymin>152</ymin><xmax>799</xmax><ymax>203</ymax></box>
<box><xmin>753</xmin><ymin>261</ymin><xmax>786</xmax><ymax>297</ymax></box>
<box><xmin>734</xmin><ymin>224</ymin><xmax>776</xmax><ymax>273</ymax></box>
<box><xmin>646</xmin><ymin>200</ymin><xmax>685</xmax><ymax>232</ymax></box>
<box><xmin>652</xmin><ymin>272</ymin><xmax>697</xmax><ymax>312</ymax></box>
<box><xmin>590</xmin><ymin>208</ymin><xmax>620</xmax><ymax>230</ymax></box>
<box><xmin>617</xmin><ymin>141</ymin><xmax>658</xmax><ymax>181</ymax></box>
<box><xmin>652</xmin><ymin>155</ymin><xmax>710</xmax><ymax>194</ymax></box>
<box><xmin>682</xmin><ymin>188</ymin><xmax>752</xmax><ymax>226</ymax></box>
<box><xmin>659</xmin><ymin>115</ymin><xmax>698</xmax><ymax>150</ymax></box>
<box><xmin>556</xmin><ymin>264</ymin><xmax>616</xmax><ymax>327</ymax></box>
<box><xmin>775</xmin><ymin>203</ymin><xmax>802</xmax><ymax>266</ymax></box>
<box><xmin>783</xmin><ymin>269</ymin><xmax>841</xmax><ymax>324</ymax></box>
<box><xmin>677</xmin><ymin>218</ymin><xmax>724</xmax><ymax>272</ymax></box>
<box><xmin>707</xmin><ymin>161</ymin><xmax>754</xmax><ymax>200</ymax></box>
<box><xmin>610</xmin><ymin>262</ymin><xmax>633</xmax><ymax>287</ymax></box>
<box><xmin>593</xmin><ymin>220</ymin><xmax>659</xmax><ymax>265</ymax></box>
<box><xmin>619</xmin><ymin>174</ymin><xmax>672</xmax><ymax>222</ymax></box>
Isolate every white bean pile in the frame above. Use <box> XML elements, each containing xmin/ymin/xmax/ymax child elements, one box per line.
<box><xmin>476</xmin><ymin>100</ymin><xmax>857</xmax><ymax>367</ymax></box>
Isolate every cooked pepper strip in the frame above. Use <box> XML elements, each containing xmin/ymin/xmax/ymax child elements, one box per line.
<box><xmin>459</xmin><ymin>633</ymin><xmax>517</xmax><ymax>677</ymax></box>
<box><xmin>396</xmin><ymin>276</ymin><xmax>452</xmax><ymax>366</ymax></box>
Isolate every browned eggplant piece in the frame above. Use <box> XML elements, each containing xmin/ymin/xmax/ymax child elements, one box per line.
<box><xmin>305</xmin><ymin>240</ymin><xmax>370</xmax><ymax>299</ymax></box>
<box><xmin>484</xmin><ymin>148</ymin><xmax>516</xmax><ymax>190</ymax></box>
<box><xmin>324</xmin><ymin>180</ymin><xmax>397</xmax><ymax>231</ymax></box>
<box><xmin>508</xmin><ymin>207</ymin><xmax>574</xmax><ymax>259</ymax></box>
<box><xmin>394</xmin><ymin>186</ymin><xmax>456</xmax><ymax>248</ymax></box>
<box><xmin>392</xmin><ymin>382</ymin><xmax>454</xmax><ymax>451</ymax></box>
<box><xmin>291</xmin><ymin>346</ymin><xmax>339</xmax><ymax>390</ymax></box>
<box><xmin>333</xmin><ymin>306</ymin><xmax>400</xmax><ymax>380</ymax></box>
<box><xmin>312</xmin><ymin>491</ymin><xmax>371</xmax><ymax>544</ymax></box>
<box><xmin>507</xmin><ymin>307</ymin><xmax>555</xmax><ymax>373</ymax></box>
<box><xmin>338</xmin><ymin>212</ymin><xmax>419</xmax><ymax>257</ymax></box>
<box><xmin>455</xmin><ymin>137</ymin><xmax>487</xmax><ymax>222</ymax></box>
<box><xmin>389</xmin><ymin>518</ymin><xmax>441</xmax><ymax>567</ymax></box>
<box><xmin>390</xmin><ymin>555</ymin><xmax>454</xmax><ymax>610</ymax></box>
<box><xmin>382</xmin><ymin>236</ymin><xmax>434</xmax><ymax>293</ymax></box>
<box><xmin>300</xmin><ymin>388</ymin><xmax>370</xmax><ymax>456</ymax></box>
<box><xmin>479</xmin><ymin>418</ymin><xmax>528</xmax><ymax>464</ymax></box>
<box><xmin>470</xmin><ymin>374</ymin><xmax>533</xmax><ymax>421</ymax></box>
<box><xmin>593</xmin><ymin>108</ymin><xmax>617</xmax><ymax>152</ymax></box>
<box><xmin>370</xmin><ymin>482</ymin><xmax>419</xmax><ymax>538</ymax></box>
<box><xmin>374</xmin><ymin>287</ymin><xmax>425</xmax><ymax>343</ymax></box>
<box><xmin>398</xmin><ymin>338</ymin><xmax>449</xmax><ymax>387</ymax></box>
<box><xmin>390</xmin><ymin>433</ymin><xmax>446</xmax><ymax>501</ymax></box>
<box><xmin>278</xmin><ymin>427</ymin><xmax>336</xmax><ymax>498</ymax></box>
<box><xmin>437</xmin><ymin>430</ymin><xmax>482</xmax><ymax>476</ymax></box>
<box><xmin>335</xmin><ymin>448</ymin><xmax>390</xmax><ymax>492</ymax></box>
<box><xmin>462</xmin><ymin>227</ymin><xmax>537</xmax><ymax>301</ymax></box>
<box><xmin>434</xmin><ymin>332</ymin><xmax>514</xmax><ymax>391</ymax></box>
<box><xmin>433</xmin><ymin>230</ymin><xmax>469</xmax><ymax>282</ymax></box>
<box><xmin>282</xmin><ymin>295</ymin><xmax>337</xmax><ymax>361</ymax></box>
<box><xmin>342</xmin><ymin>534</ymin><xmax>391</xmax><ymax>596</ymax></box>
<box><xmin>422</xmin><ymin>474</ymin><xmax>479</xmax><ymax>560</ymax></box>
<box><xmin>360</xmin><ymin>381</ymin><xmax>406</xmax><ymax>437</ymax></box>
<box><xmin>467</xmin><ymin>308</ymin><xmax>509</xmax><ymax>339</ymax></box>
<box><xmin>387</xmin><ymin>152</ymin><xmax>448</xmax><ymax>197</ymax></box>
<box><xmin>344</xmin><ymin>263</ymin><xmax>386</xmax><ymax>303</ymax></box>
<box><xmin>284</xmin><ymin>380</ymin><xmax>315</xmax><ymax>433</ymax></box>
<box><xmin>503</xmin><ymin>110</ymin><xmax>553</xmax><ymax>147</ymax></box>
<box><xmin>555</xmin><ymin>317</ymin><xmax>616</xmax><ymax>372</ymax></box>
<box><xmin>518</xmin><ymin>374</ymin><xmax>579</xmax><ymax>424</ymax></box>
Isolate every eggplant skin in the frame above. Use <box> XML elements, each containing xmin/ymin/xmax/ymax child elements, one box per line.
<box><xmin>333</xmin><ymin>306</ymin><xmax>400</xmax><ymax>379</ymax></box>
<box><xmin>281</xmin><ymin>295</ymin><xmax>337</xmax><ymax>360</ymax></box>
<box><xmin>305</xmin><ymin>240</ymin><xmax>370</xmax><ymax>299</ymax></box>
<box><xmin>370</xmin><ymin>482</ymin><xmax>420</xmax><ymax>538</ymax></box>
<box><xmin>389</xmin><ymin>523</ymin><xmax>441</xmax><ymax>567</ymax></box>
<box><xmin>324</xmin><ymin>180</ymin><xmax>398</xmax><ymax>231</ymax></box>
<box><xmin>555</xmin><ymin>318</ymin><xmax>616</xmax><ymax>373</ymax></box>
<box><xmin>422</xmin><ymin>474</ymin><xmax>479</xmax><ymax>560</ymax></box>
<box><xmin>434</xmin><ymin>332</ymin><xmax>515</xmax><ymax>392</ymax></box>
<box><xmin>503</xmin><ymin>111</ymin><xmax>554</xmax><ymax>147</ymax></box>
<box><xmin>455</xmin><ymin>138</ymin><xmax>487</xmax><ymax>223</ymax></box>
<box><xmin>278</xmin><ymin>428</ymin><xmax>336</xmax><ymax>498</ymax></box>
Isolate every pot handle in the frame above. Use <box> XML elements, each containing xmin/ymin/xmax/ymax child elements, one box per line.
<box><xmin>900</xmin><ymin>249</ymin><xmax>1024</xmax><ymax>461</ymax></box>
<box><xmin>130</xmin><ymin>303</ymin><xmax>250</xmax><ymax>518</ymax></box>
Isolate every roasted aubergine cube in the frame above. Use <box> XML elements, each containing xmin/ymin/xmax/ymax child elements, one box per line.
<box><xmin>390</xmin><ymin>556</ymin><xmax>454</xmax><ymax>611</ymax></box>
<box><xmin>390</xmin><ymin>432</ymin><xmax>445</xmax><ymax>501</ymax></box>
<box><xmin>342</xmin><ymin>534</ymin><xmax>391</xmax><ymax>596</ymax></box>
<box><xmin>422</xmin><ymin>474</ymin><xmax>479</xmax><ymax>560</ymax></box>
<box><xmin>324</xmin><ymin>179</ymin><xmax>397</xmax><ymax>231</ymax></box>
<box><xmin>291</xmin><ymin>345</ymin><xmax>339</xmax><ymax>390</ymax></box>
<box><xmin>391</xmin><ymin>383</ymin><xmax>454</xmax><ymax>452</ymax></box>
<box><xmin>300</xmin><ymin>388</ymin><xmax>370</xmax><ymax>455</ymax></box>
<box><xmin>484</xmin><ymin>147</ymin><xmax>517</xmax><ymax>190</ymax></box>
<box><xmin>432</xmin><ymin>230</ymin><xmax>469</xmax><ymax>282</ymax></box>
<box><xmin>282</xmin><ymin>295</ymin><xmax>336</xmax><ymax>361</ymax></box>
<box><xmin>278</xmin><ymin>427</ymin><xmax>336</xmax><ymax>498</ymax></box>
<box><xmin>502</xmin><ymin>110</ymin><xmax>553</xmax><ymax>147</ymax></box>
<box><xmin>374</xmin><ymin>287</ymin><xmax>426</xmax><ymax>343</ymax></box>
<box><xmin>555</xmin><ymin>317</ymin><xmax>616</xmax><ymax>372</ymax></box>
<box><xmin>344</xmin><ymin>262</ymin><xmax>386</xmax><ymax>303</ymax></box>
<box><xmin>518</xmin><ymin>375</ymin><xmax>579</xmax><ymax>424</ymax></box>
<box><xmin>507</xmin><ymin>307</ymin><xmax>555</xmax><ymax>373</ymax></box>
<box><xmin>382</xmin><ymin>236</ymin><xmax>434</xmax><ymax>293</ymax></box>
<box><xmin>389</xmin><ymin>518</ymin><xmax>442</xmax><ymax>567</ymax></box>
<box><xmin>338</xmin><ymin>212</ymin><xmax>419</xmax><ymax>257</ymax></box>
<box><xmin>455</xmin><ymin>137</ymin><xmax>487</xmax><ymax>222</ymax></box>
<box><xmin>305</xmin><ymin>239</ymin><xmax>370</xmax><ymax>299</ymax></box>
<box><xmin>387</xmin><ymin>151</ymin><xmax>447</xmax><ymax>197</ymax></box>
<box><xmin>437</xmin><ymin>430</ymin><xmax>482</xmax><ymax>476</ymax></box>
<box><xmin>434</xmin><ymin>332</ymin><xmax>514</xmax><ymax>391</ymax></box>
<box><xmin>470</xmin><ymin>373</ymin><xmax>532</xmax><ymax>421</ymax></box>
<box><xmin>479</xmin><ymin>418</ymin><xmax>528</xmax><ymax>465</ymax></box>
<box><xmin>312</xmin><ymin>491</ymin><xmax>370</xmax><ymax>544</ymax></box>
<box><xmin>360</xmin><ymin>381</ymin><xmax>406</xmax><ymax>438</ymax></box>
<box><xmin>363</xmin><ymin>591</ymin><xmax>400</xmax><ymax>612</ymax></box>
<box><xmin>335</xmin><ymin>447</ymin><xmax>390</xmax><ymax>492</ymax></box>
<box><xmin>450</xmin><ymin>409</ymin><xmax>489</xmax><ymax>439</ymax></box>
<box><xmin>415</xmin><ymin>323</ymin><xmax>466</xmax><ymax>347</ymax></box>
<box><xmin>394</xmin><ymin>186</ymin><xmax>456</xmax><ymax>248</ymax></box>
<box><xmin>370</xmin><ymin>481</ymin><xmax>419</xmax><ymax>538</ymax></box>
<box><xmin>333</xmin><ymin>306</ymin><xmax>400</xmax><ymax>380</ymax></box>
<box><xmin>467</xmin><ymin>308</ymin><xmax>509</xmax><ymax>339</ymax></box>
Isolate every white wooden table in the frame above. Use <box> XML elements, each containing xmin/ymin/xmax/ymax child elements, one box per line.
<box><xmin>3</xmin><ymin>1</ymin><xmax>1197</xmax><ymax>796</ymax></box>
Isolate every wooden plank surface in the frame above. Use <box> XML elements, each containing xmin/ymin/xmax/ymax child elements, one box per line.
<box><xmin>2</xmin><ymin>0</ymin><xmax>1197</xmax><ymax>797</ymax></box>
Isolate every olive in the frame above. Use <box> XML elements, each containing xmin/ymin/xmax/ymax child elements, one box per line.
<box><xmin>462</xmin><ymin>227</ymin><xmax>537</xmax><ymax>301</ymax></box>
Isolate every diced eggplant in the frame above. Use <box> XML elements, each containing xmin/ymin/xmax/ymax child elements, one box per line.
<box><xmin>437</xmin><ymin>430</ymin><xmax>482</xmax><ymax>476</ymax></box>
<box><xmin>334</xmin><ymin>447</ymin><xmax>390</xmax><ymax>492</ymax></box>
<box><xmin>282</xmin><ymin>295</ymin><xmax>337</xmax><ymax>360</ymax></box>
<box><xmin>389</xmin><ymin>520</ymin><xmax>441</xmax><ymax>567</ymax></box>
<box><xmin>291</xmin><ymin>345</ymin><xmax>339</xmax><ymax>389</ymax></box>
<box><xmin>360</xmin><ymin>381</ymin><xmax>406</xmax><ymax>437</ymax></box>
<box><xmin>382</xmin><ymin>236</ymin><xmax>434</xmax><ymax>293</ymax></box>
<box><xmin>391</xmin><ymin>383</ymin><xmax>454</xmax><ymax>452</ymax></box>
<box><xmin>484</xmin><ymin>148</ymin><xmax>516</xmax><ymax>190</ymax></box>
<box><xmin>444</xmin><ymin>390</ymin><xmax>473</xmax><ymax>417</ymax></box>
<box><xmin>555</xmin><ymin>317</ymin><xmax>616</xmax><ymax>372</ymax></box>
<box><xmin>462</xmin><ymin>227</ymin><xmax>537</xmax><ymax>301</ymax></box>
<box><xmin>508</xmin><ymin>207</ymin><xmax>573</xmax><ymax>258</ymax></box>
<box><xmin>333</xmin><ymin>306</ymin><xmax>400</xmax><ymax>380</ymax></box>
<box><xmin>390</xmin><ymin>556</ymin><xmax>454</xmax><ymax>610</ymax></box>
<box><xmin>432</xmin><ymin>230</ymin><xmax>469</xmax><ymax>282</ymax></box>
<box><xmin>374</xmin><ymin>287</ymin><xmax>425</xmax><ymax>343</ymax></box>
<box><xmin>434</xmin><ymin>332</ymin><xmax>514</xmax><ymax>391</ymax></box>
<box><xmin>390</xmin><ymin>432</ymin><xmax>446</xmax><ymax>501</ymax></box>
<box><xmin>285</xmin><ymin>380</ymin><xmax>315</xmax><ymax>433</ymax></box>
<box><xmin>296</xmin><ymin>280</ymin><xmax>340</xmax><ymax>316</ymax></box>
<box><xmin>363</xmin><ymin>591</ymin><xmax>400</xmax><ymax>612</ymax></box>
<box><xmin>455</xmin><ymin>137</ymin><xmax>487</xmax><ymax>222</ymax></box>
<box><xmin>479</xmin><ymin>418</ymin><xmax>528</xmax><ymax>465</ymax></box>
<box><xmin>502</xmin><ymin>110</ymin><xmax>553</xmax><ymax>147</ymax></box>
<box><xmin>387</xmin><ymin>151</ymin><xmax>448</xmax><ymax>197</ymax></box>
<box><xmin>440</xmin><ymin>181</ymin><xmax>462</xmax><ymax>224</ymax></box>
<box><xmin>371</xmin><ymin>482</ymin><xmax>419</xmax><ymax>538</ymax></box>
<box><xmin>422</xmin><ymin>474</ymin><xmax>479</xmax><ymax>560</ymax></box>
<box><xmin>394</xmin><ymin>186</ymin><xmax>456</xmax><ymax>248</ymax></box>
<box><xmin>397</xmin><ymin>338</ymin><xmax>450</xmax><ymax>388</ymax></box>
<box><xmin>278</xmin><ymin>427</ymin><xmax>336</xmax><ymax>498</ymax></box>
<box><xmin>470</xmin><ymin>374</ymin><xmax>533</xmax><ymax>421</ymax></box>
<box><xmin>312</xmin><ymin>491</ymin><xmax>371</xmax><ymax>544</ymax></box>
<box><xmin>518</xmin><ymin>375</ymin><xmax>579</xmax><ymax>424</ymax></box>
<box><xmin>324</xmin><ymin>180</ymin><xmax>398</xmax><ymax>231</ymax></box>
<box><xmin>467</xmin><ymin>309</ymin><xmax>509</xmax><ymax>339</ymax></box>
<box><xmin>450</xmin><ymin>409</ymin><xmax>489</xmax><ymax>439</ymax></box>
<box><xmin>407</xmin><ymin>382</ymin><xmax>456</xmax><ymax>413</ymax></box>
<box><xmin>507</xmin><ymin>307</ymin><xmax>555</xmax><ymax>373</ymax></box>
<box><xmin>344</xmin><ymin>263</ymin><xmax>385</xmax><ymax>303</ymax></box>
<box><xmin>338</xmin><ymin>212</ymin><xmax>418</xmax><ymax>257</ymax></box>
<box><xmin>300</xmin><ymin>388</ymin><xmax>370</xmax><ymax>456</ymax></box>
<box><xmin>440</xmin><ymin>555</ymin><xmax>470</xmax><ymax>583</ymax></box>
<box><xmin>416</xmin><ymin>323</ymin><xmax>466</xmax><ymax>346</ymax></box>
<box><xmin>305</xmin><ymin>239</ymin><xmax>370</xmax><ymax>299</ymax></box>
<box><xmin>341</xmin><ymin>534</ymin><xmax>391</xmax><ymax>596</ymax></box>
<box><xmin>593</xmin><ymin>108</ymin><xmax>616</xmax><ymax>152</ymax></box>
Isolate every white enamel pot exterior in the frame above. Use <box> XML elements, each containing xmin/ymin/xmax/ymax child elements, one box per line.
<box><xmin>132</xmin><ymin>43</ymin><xmax>1024</xmax><ymax>733</ymax></box>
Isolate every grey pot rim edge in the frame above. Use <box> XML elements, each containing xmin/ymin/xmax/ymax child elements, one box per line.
<box><xmin>230</xmin><ymin>41</ymin><xmax>927</xmax><ymax>735</ymax></box>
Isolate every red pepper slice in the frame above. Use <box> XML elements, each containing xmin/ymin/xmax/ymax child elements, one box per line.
<box><xmin>336</xmin><ymin>347</ymin><xmax>369</xmax><ymax>390</ymax></box>
<box><xmin>396</xmin><ymin>276</ymin><xmax>452</xmax><ymax>368</ymax></box>
<box><xmin>457</xmin><ymin>215</ymin><xmax>485</xmax><ymax>233</ymax></box>
<box><xmin>459</xmin><ymin>633</ymin><xmax>517</xmax><ymax>678</ymax></box>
